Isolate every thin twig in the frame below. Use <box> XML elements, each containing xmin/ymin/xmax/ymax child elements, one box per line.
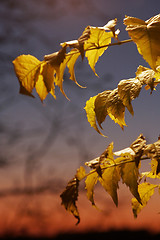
<box><xmin>80</xmin><ymin>155</ymin><xmax>149</xmax><ymax>180</ymax></box>
<box><xmin>66</xmin><ymin>39</ymin><xmax>133</xmax><ymax>57</ymax></box>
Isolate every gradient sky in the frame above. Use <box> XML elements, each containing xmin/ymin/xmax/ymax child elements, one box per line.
<box><xmin>0</xmin><ymin>0</ymin><xmax>160</xmax><ymax>237</ymax></box>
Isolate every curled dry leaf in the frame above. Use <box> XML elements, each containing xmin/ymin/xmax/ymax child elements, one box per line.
<box><xmin>136</xmin><ymin>65</ymin><xmax>156</xmax><ymax>93</ymax></box>
<box><xmin>130</xmin><ymin>134</ymin><xmax>146</xmax><ymax>166</ymax></box>
<box><xmin>60</xmin><ymin>177</ymin><xmax>80</xmax><ymax>225</ymax></box>
<box><xmin>94</xmin><ymin>88</ymin><xmax>126</xmax><ymax>130</ymax></box>
<box><xmin>103</xmin><ymin>18</ymin><xmax>119</xmax><ymax>38</ymax></box>
<box><xmin>118</xmin><ymin>78</ymin><xmax>142</xmax><ymax>115</ymax></box>
<box><xmin>144</xmin><ymin>138</ymin><xmax>160</xmax><ymax>175</ymax></box>
<box><xmin>86</xmin><ymin>63</ymin><xmax>159</xmax><ymax>135</ymax></box>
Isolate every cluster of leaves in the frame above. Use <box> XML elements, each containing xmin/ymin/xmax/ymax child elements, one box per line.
<box><xmin>13</xmin><ymin>14</ymin><xmax>160</xmax><ymax>223</ymax></box>
<box><xmin>60</xmin><ymin>134</ymin><xmax>160</xmax><ymax>224</ymax></box>
<box><xmin>85</xmin><ymin>14</ymin><xmax>160</xmax><ymax>135</ymax></box>
<box><xmin>13</xmin><ymin>19</ymin><xmax>118</xmax><ymax>101</ymax></box>
<box><xmin>13</xmin><ymin>14</ymin><xmax>160</xmax><ymax>134</ymax></box>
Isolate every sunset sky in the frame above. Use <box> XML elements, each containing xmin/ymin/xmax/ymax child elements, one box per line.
<box><xmin>0</xmin><ymin>0</ymin><xmax>160</xmax><ymax>238</ymax></box>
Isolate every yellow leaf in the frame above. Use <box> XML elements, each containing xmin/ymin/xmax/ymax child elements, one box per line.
<box><xmin>155</xmin><ymin>57</ymin><xmax>160</xmax><ymax>85</ymax></box>
<box><xmin>144</xmin><ymin>138</ymin><xmax>160</xmax><ymax>175</ymax></box>
<box><xmin>44</xmin><ymin>45</ymin><xmax>69</xmax><ymax>99</ymax></box>
<box><xmin>130</xmin><ymin>134</ymin><xmax>146</xmax><ymax>166</ymax></box>
<box><xmin>95</xmin><ymin>142</ymin><xmax>120</xmax><ymax>206</ymax></box>
<box><xmin>54</xmin><ymin>60</ymin><xmax>68</xmax><ymax>99</ymax></box>
<box><xmin>76</xmin><ymin>166</ymin><xmax>86</xmax><ymax>181</ymax></box>
<box><xmin>103</xmin><ymin>18</ymin><xmax>118</xmax><ymax>38</ymax></box>
<box><xmin>84</xmin><ymin>95</ymin><xmax>105</xmax><ymax>136</ymax></box>
<box><xmin>118</xmin><ymin>78</ymin><xmax>142</xmax><ymax>115</ymax></box>
<box><xmin>35</xmin><ymin>74</ymin><xmax>48</xmax><ymax>102</ymax></box>
<box><xmin>99</xmin><ymin>89</ymin><xmax>126</xmax><ymax>129</ymax></box>
<box><xmin>85</xmin><ymin>142</ymin><xmax>114</xmax><ymax>169</ymax></box>
<box><xmin>142</xmin><ymin>171</ymin><xmax>160</xmax><ymax>179</ymax></box>
<box><xmin>41</xmin><ymin>62</ymin><xmax>55</xmax><ymax>93</ymax></box>
<box><xmin>99</xmin><ymin>165</ymin><xmax>120</xmax><ymax>206</ymax></box>
<box><xmin>114</xmin><ymin>134</ymin><xmax>146</xmax><ymax>168</ymax></box>
<box><xmin>100</xmin><ymin>142</ymin><xmax>114</xmax><ymax>162</ymax></box>
<box><xmin>132</xmin><ymin>183</ymin><xmax>157</xmax><ymax>218</ymax></box>
<box><xmin>124</xmin><ymin>14</ymin><xmax>160</xmax><ymax>71</ymax></box>
<box><xmin>35</xmin><ymin>62</ymin><xmax>55</xmax><ymax>101</ymax></box>
<box><xmin>93</xmin><ymin>88</ymin><xmax>126</xmax><ymax>132</ymax></box>
<box><xmin>120</xmin><ymin>161</ymin><xmax>141</xmax><ymax>203</ymax></box>
<box><xmin>84</xmin><ymin>27</ymin><xmax>113</xmax><ymax>75</ymax></box>
<box><xmin>136</xmin><ymin>65</ymin><xmax>156</xmax><ymax>93</ymax></box>
<box><xmin>85</xmin><ymin>171</ymin><xmax>98</xmax><ymax>206</ymax></box>
<box><xmin>94</xmin><ymin>90</ymin><xmax>112</xmax><ymax>129</ymax></box>
<box><xmin>107</xmin><ymin>88</ymin><xmax>126</xmax><ymax>129</ymax></box>
<box><xmin>66</xmin><ymin>49</ymin><xmax>84</xmax><ymax>87</ymax></box>
<box><xmin>60</xmin><ymin>177</ymin><xmax>80</xmax><ymax>224</ymax></box>
<box><xmin>13</xmin><ymin>54</ymin><xmax>42</xmax><ymax>94</ymax></box>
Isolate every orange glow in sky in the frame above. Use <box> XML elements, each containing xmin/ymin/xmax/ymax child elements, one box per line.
<box><xmin>0</xmin><ymin>186</ymin><xmax>159</xmax><ymax>237</ymax></box>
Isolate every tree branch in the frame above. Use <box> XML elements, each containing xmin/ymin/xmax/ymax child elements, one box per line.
<box><xmin>81</xmin><ymin>155</ymin><xmax>149</xmax><ymax>180</ymax></box>
<box><xmin>66</xmin><ymin>39</ymin><xmax>133</xmax><ymax>57</ymax></box>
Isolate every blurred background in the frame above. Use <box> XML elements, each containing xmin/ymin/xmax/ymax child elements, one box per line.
<box><xmin>0</xmin><ymin>0</ymin><xmax>160</xmax><ymax>238</ymax></box>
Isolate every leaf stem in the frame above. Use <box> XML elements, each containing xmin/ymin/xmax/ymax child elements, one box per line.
<box><xmin>80</xmin><ymin>156</ymin><xmax>149</xmax><ymax>181</ymax></box>
<box><xmin>66</xmin><ymin>39</ymin><xmax>133</xmax><ymax>57</ymax></box>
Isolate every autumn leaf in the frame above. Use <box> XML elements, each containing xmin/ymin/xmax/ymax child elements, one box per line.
<box><xmin>150</xmin><ymin>159</ymin><xmax>160</xmax><ymax>177</ymax></box>
<box><xmin>141</xmin><ymin>170</ymin><xmax>160</xmax><ymax>179</ymax></box>
<box><xmin>35</xmin><ymin>62</ymin><xmax>55</xmax><ymax>101</ymax></box>
<box><xmin>85</xmin><ymin>88</ymin><xmax>127</xmax><ymax>135</ymax></box>
<box><xmin>85</xmin><ymin>142</ymin><xmax>114</xmax><ymax>170</ymax></box>
<box><xmin>45</xmin><ymin>45</ymin><xmax>69</xmax><ymax>99</ymax></box>
<box><xmin>155</xmin><ymin>57</ymin><xmax>160</xmax><ymax>86</ymax></box>
<box><xmin>60</xmin><ymin>177</ymin><xmax>80</xmax><ymax>224</ymax></box>
<box><xmin>99</xmin><ymin>143</ymin><xmax>120</xmax><ymax>206</ymax></box>
<box><xmin>130</xmin><ymin>134</ymin><xmax>146</xmax><ymax>166</ymax></box>
<box><xmin>99</xmin><ymin>166</ymin><xmax>120</xmax><ymax>206</ymax></box>
<box><xmin>132</xmin><ymin>183</ymin><xmax>158</xmax><ymax>218</ymax></box>
<box><xmin>136</xmin><ymin>65</ymin><xmax>156</xmax><ymax>93</ymax></box>
<box><xmin>86</xmin><ymin>142</ymin><xmax>120</xmax><ymax>206</ymax></box>
<box><xmin>95</xmin><ymin>88</ymin><xmax>126</xmax><ymax>129</ymax></box>
<box><xmin>100</xmin><ymin>142</ymin><xmax>114</xmax><ymax>162</ymax></box>
<box><xmin>84</xmin><ymin>95</ymin><xmax>105</xmax><ymax>136</ymax></box>
<box><xmin>118</xmin><ymin>78</ymin><xmax>142</xmax><ymax>115</ymax></box>
<box><xmin>114</xmin><ymin>134</ymin><xmax>146</xmax><ymax>167</ymax></box>
<box><xmin>65</xmin><ymin>49</ymin><xmax>84</xmax><ymax>87</ymax></box>
<box><xmin>144</xmin><ymin>138</ymin><xmax>160</xmax><ymax>175</ymax></box>
<box><xmin>103</xmin><ymin>18</ymin><xmax>118</xmax><ymax>38</ymax></box>
<box><xmin>13</xmin><ymin>54</ymin><xmax>42</xmax><ymax>95</ymax></box>
<box><xmin>94</xmin><ymin>90</ymin><xmax>112</xmax><ymax>130</ymax></box>
<box><xmin>76</xmin><ymin>166</ymin><xmax>86</xmax><ymax>181</ymax></box>
<box><xmin>124</xmin><ymin>14</ymin><xmax>160</xmax><ymax>71</ymax></box>
<box><xmin>61</xmin><ymin>25</ymin><xmax>90</xmax><ymax>60</ymax></box>
<box><xmin>84</xmin><ymin>27</ymin><xmax>114</xmax><ymax>75</ymax></box>
<box><xmin>106</xmin><ymin>88</ymin><xmax>127</xmax><ymax>129</ymax></box>
<box><xmin>120</xmin><ymin>161</ymin><xmax>141</xmax><ymax>203</ymax></box>
<box><xmin>85</xmin><ymin>171</ymin><xmax>98</xmax><ymax>206</ymax></box>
